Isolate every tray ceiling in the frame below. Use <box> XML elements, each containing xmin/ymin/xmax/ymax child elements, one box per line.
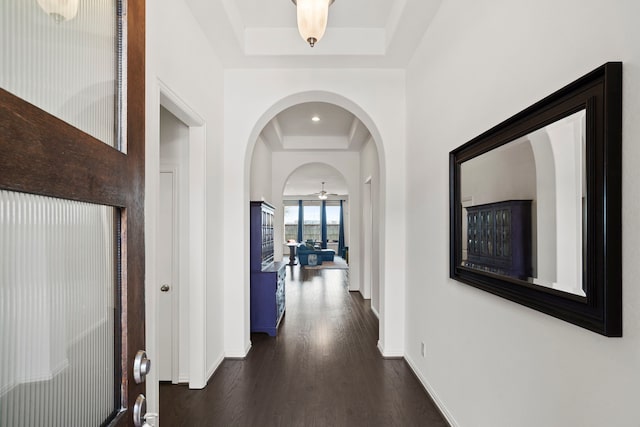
<box><xmin>185</xmin><ymin>0</ymin><xmax>443</xmax><ymax>68</ymax></box>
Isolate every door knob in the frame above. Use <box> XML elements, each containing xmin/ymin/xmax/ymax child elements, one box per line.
<box><xmin>160</xmin><ymin>284</ymin><xmax>170</xmax><ymax>292</ymax></box>
<box><xmin>133</xmin><ymin>350</ymin><xmax>151</xmax><ymax>384</ymax></box>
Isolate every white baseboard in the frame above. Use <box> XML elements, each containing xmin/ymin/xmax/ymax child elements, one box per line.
<box><xmin>404</xmin><ymin>354</ymin><xmax>460</xmax><ymax>427</ymax></box>
<box><xmin>376</xmin><ymin>340</ymin><xmax>403</xmax><ymax>358</ymax></box>
<box><xmin>206</xmin><ymin>353</ymin><xmax>225</xmax><ymax>384</ymax></box>
<box><xmin>371</xmin><ymin>305</ymin><xmax>379</xmax><ymax>319</ymax></box>
<box><xmin>224</xmin><ymin>341</ymin><xmax>252</xmax><ymax>359</ymax></box>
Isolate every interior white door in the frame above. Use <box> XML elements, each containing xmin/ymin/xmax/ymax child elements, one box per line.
<box><xmin>158</xmin><ymin>171</ymin><xmax>176</xmax><ymax>382</ymax></box>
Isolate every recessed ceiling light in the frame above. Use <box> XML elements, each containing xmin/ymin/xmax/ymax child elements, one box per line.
<box><xmin>312</xmin><ymin>116</ymin><xmax>320</xmax><ymax>122</ymax></box>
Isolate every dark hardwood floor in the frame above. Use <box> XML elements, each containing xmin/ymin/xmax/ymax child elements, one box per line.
<box><xmin>159</xmin><ymin>262</ymin><xmax>448</xmax><ymax>427</ymax></box>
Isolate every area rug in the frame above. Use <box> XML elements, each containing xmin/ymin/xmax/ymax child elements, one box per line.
<box><xmin>303</xmin><ymin>257</ymin><xmax>349</xmax><ymax>270</ymax></box>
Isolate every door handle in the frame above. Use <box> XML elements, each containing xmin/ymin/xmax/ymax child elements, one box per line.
<box><xmin>160</xmin><ymin>284</ymin><xmax>170</xmax><ymax>292</ymax></box>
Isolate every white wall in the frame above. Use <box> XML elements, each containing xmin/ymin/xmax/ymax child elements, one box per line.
<box><xmin>405</xmin><ymin>1</ymin><xmax>640</xmax><ymax>426</ymax></box>
<box><xmin>146</xmin><ymin>0</ymin><xmax>225</xmax><ymax>415</ymax></box>
<box><xmin>529</xmin><ymin>131</ymin><xmax>558</xmax><ymax>284</ymax></box>
<box><xmin>250</xmin><ymin>136</ymin><xmax>273</xmax><ymax>203</ymax></box>
<box><xmin>360</xmin><ymin>138</ymin><xmax>381</xmax><ymax>311</ymax></box>
<box><xmin>223</xmin><ymin>69</ymin><xmax>407</xmax><ymax>357</ymax></box>
<box><xmin>271</xmin><ymin>152</ymin><xmax>361</xmax><ymax>292</ymax></box>
<box><xmin>545</xmin><ymin>115</ymin><xmax>585</xmax><ymax>294</ymax></box>
<box><xmin>461</xmin><ymin>140</ymin><xmax>536</xmax><ymax>206</ymax></box>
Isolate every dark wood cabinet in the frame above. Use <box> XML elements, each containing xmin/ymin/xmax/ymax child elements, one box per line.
<box><xmin>464</xmin><ymin>200</ymin><xmax>532</xmax><ymax>278</ymax></box>
<box><xmin>250</xmin><ymin>201</ymin><xmax>285</xmax><ymax>336</ymax></box>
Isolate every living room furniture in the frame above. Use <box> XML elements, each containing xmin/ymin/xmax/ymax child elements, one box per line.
<box><xmin>297</xmin><ymin>242</ymin><xmax>335</xmax><ymax>266</ymax></box>
<box><xmin>250</xmin><ymin>201</ymin><xmax>285</xmax><ymax>336</ymax></box>
<box><xmin>286</xmin><ymin>242</ymin><xmax>297</xmax><ymax>266</ymax></box>
<box><xmin>464</xmin><ymin>200</ymin><xmax>532</xmax><ymax>278</ymax></box>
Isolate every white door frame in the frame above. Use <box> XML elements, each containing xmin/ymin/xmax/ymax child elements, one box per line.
<box><xmin>160</xmin><ymin>84</ymin><xmax>207</xmax><ymax>390</ymax></box>
<box><xmin>147</xmin><ymin>78</ymin><xmax>208</xmax><ymax>399</ymax></box>
<box><xmin>362</xmin><ymin>176</ymin><xmax>373</xmax><ymax>300</ymax></box>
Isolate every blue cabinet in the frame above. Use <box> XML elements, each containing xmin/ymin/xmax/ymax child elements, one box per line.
<box><xmin>250</xmin><ymin>202</ymin><xmax>286</xmax><ymax>336</ymax></box>
<box><xmin>250</xmin><ymin>262</ymin><xmax>286</xmax><ymax>336</ymax></box>
<box><xmin>464</xmin><ymin>200</ymin><xmax>532</xmax><ymax>278</ymax></box>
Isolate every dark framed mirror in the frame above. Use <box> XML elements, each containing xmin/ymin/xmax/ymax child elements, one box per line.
<box><xmin>449</xmin><ymin>62</ymin><xmax>622</xmax><ymax>336</ymax></box>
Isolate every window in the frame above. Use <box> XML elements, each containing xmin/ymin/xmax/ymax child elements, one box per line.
<box><xmin>283</xmin><ymin>200</ymin><xmax>345</xmax><ymax>244</ymax></box>
<box><xmin>325</xmin><ymin>203</ymin><xmax>340</xmax><ymax>242</ymax></box>
<box><xmin>283</xmin><ymin>204</ymin><xmax>299</xmax><ymax>241</ymax></box>
<box><xmin>303</xmin><ymin>203</ymin><xmax>321</xmax><ymax>242</ymax></box>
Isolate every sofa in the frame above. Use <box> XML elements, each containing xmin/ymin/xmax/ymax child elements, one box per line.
<box><xmin>297</xmin><ymin>242</ymin><xmax>335</xmax><ymax>265</ymax></box>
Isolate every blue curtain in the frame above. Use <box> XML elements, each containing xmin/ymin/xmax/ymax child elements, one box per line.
<box><xmin>321</xmin><ymin>200</ymin><xmax>327</xmax><ymax>249</ymax></box>
<box><xmin>338</xmin><ymin>200</ymin><xmax>345</xmax><ymax>256</ymax></box>
<box><xmin>297</xmin><ymin>200</ymin><xmax>303</xmax><ymax>242</ymax></box>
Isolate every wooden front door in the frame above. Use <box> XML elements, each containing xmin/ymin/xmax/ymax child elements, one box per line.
<box><xmin>0</xmin><ymin>1</ymin><xmax>145</xmax><ymax>425</ymax></box>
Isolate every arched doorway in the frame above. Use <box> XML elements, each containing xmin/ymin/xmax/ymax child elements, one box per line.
<box><xmin>223</xmin><ymin>87</ymin><xmax>406</xmax><ymax>359</ymax></box>
<box><xmin>244</xmin><ymin>95</ymin><xmax>383</xmax><ymax>345</ymax></box>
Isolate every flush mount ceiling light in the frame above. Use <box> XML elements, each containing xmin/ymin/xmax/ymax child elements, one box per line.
<box><xmin>292</xmin><ymin>0</ymin><xmax>335</xmax><ymax>48</ymax></box>
<box><xmin>311</xmin><ymin>115</ymin><xmax>320</xmax><ymax>122</ymax></box>
<box><xmin>37</xmin><ymin>0</ymin><xmax>79</xmax><ymax>22</ymax></box>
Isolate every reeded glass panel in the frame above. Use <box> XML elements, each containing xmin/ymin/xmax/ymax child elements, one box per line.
<box><xmin>0</xmin><ymin>0</ymin><xmax>126</xmax><ymax>149</ymax></box>
<box><xmin>0</xmin><ymin>190</ymin><xmax>118</xmax><ymax>426</ymax></box>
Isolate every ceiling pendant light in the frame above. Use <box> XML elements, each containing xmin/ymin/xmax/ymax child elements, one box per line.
<box><xmin>37</xmin><ymin>0</ymin><xmax>79</xmax><ymax>22</ymax></box>
<box><xmin>292</xmin><ymin>0</ymin><xmax>335</xmax><ymax>47</ymax></box>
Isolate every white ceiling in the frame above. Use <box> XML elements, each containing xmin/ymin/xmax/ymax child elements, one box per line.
<box><xmin>184</xmin><ymin>0</ymin><xmax>443</xmax><ymax>68</ymax></box>
<box><xmin>260</xmin><ymin>102</ymin><xmax>370</xmax><ymax>152</ymax></box>
<box><xmin>283</xmin><ymin>163</ymin><xmax>348</xmax><ymax>197</ymax></box>
<box><xmin>187</xmin><ymin>0</ymin><xmax>441</xmax><ymax>195</ymax></box>
<box><xmin>262</xmin><ymin>102</ymin><xmax>365</xmax><ymax>196</ymax></box>
<box><xmin>235</xmin><ymin>0</ymin><xmax>394</xmax><ymax>29</ymax></box>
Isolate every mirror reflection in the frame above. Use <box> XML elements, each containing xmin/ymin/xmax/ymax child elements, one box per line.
<box><xmin>460</xmin><ymin>109</ymin><xmax>586</xmax><ymax>296</ymax></box>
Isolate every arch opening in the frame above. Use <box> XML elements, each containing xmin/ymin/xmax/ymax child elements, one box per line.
<box><xmin>245</xmin><ymin>91</ymin><xmax>386</xmax><ymax>349</ymax></box>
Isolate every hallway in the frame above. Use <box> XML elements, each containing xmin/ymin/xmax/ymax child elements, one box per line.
<box><xmin>159</xmin><ymin>263</ymin><xmax>448</xmax><ymax>426</ymax></box>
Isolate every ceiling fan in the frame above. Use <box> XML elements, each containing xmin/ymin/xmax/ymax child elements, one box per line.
<box><xmin>313</xmin><ymin>181</ymin><xmax>337</xmax><ymax>200</ymax></box>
